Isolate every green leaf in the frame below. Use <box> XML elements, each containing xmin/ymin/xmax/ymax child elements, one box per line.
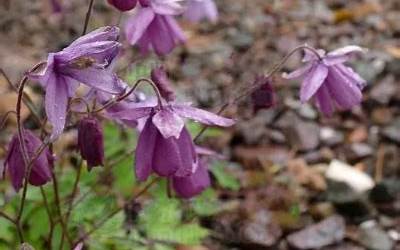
<box><xmin>112</xmin><ymin>158</ymin><xmax>135</xmax><ymax>197</ymax></box>
<box><xmin>192</xmin><ymin>189</ymin><xmax>220</xmax><ymax>216</ymax></box>
<box><xmin>210</xmin><ymin>162</ymin><xmax>240</xmax><ymax>191</ymax></box>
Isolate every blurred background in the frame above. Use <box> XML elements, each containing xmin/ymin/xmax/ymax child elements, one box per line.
<box><xmin>1</xmin><ymin>0</ymin><xmax>400</xmax><ymax>249</ymax></box>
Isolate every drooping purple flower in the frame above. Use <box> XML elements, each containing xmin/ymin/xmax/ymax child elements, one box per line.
<box><xmin>29</xmin><ymin>26</ymin><xmax>122</xmax><ymax>140</ymax></box>
<box><xmin>283</xmin><ymin>45</ymin><xmax>366</xmax><ymax>116</ymax></box>
<box><xmin>172</xmin><ymin>158</ymin><xmax>210</xmax><ymax>198</ymax></box>
<box><xmin>78</xmin><ymin>117</ymin><xmax>104</xmax><ymax>170</ymax></box>
<box><xmin>110</xmin><ymin>101</ymin><xmax>234</xmax><ymax>181</ymax></box>
<box><xmin>4</xmin><ymin>130</ymin><xmax>53</xmax><ymax>192</ymax></box>
<box><xmin>107</xmin><ymin>0</ymin><xmax>137</xmax><ymax>12</ymax></box>
<box><xmin>151</xmin><ymin>66</ymin><xmax>176</xmax><ymax>102</ymax></box>
<box><xmin>183</xmin><ymin>0</ymin><xmax>218</xmax><ymax>23</ymax></box>
<box><xmin>251</xmin><ymin>75</ymin><xmax>275</xmax><ymax>112</ymax></box>
<box><xmin>125</xmin><ymin>0</ymin><xmax>186</xmax><ymax>56</ymax></box>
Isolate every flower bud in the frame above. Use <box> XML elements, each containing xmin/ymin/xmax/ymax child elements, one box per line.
<box><xmin>107</xmin><ymin>0</ymin><xmax>137</xmax><ymax>11</ymax></box>
<box><xmin>4</xmin><ymin>130</ymin><xmax>53</xmax><ymax>192</ymax></box>
<box><xmin>78</xmin><ymin>117</ymin><xmax>104</xmax><ymax>170</ymax></box>
<box><xmin>151</xmin><ymin>66</ymin><xmax>176</xmax><ymax>102</ymax></box>
<box><xmin>251</xmin><ymin>76</ymin><xmax>275</xmax><ymax>112</ymax></box>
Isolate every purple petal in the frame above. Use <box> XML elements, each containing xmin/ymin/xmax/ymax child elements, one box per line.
<box><xmin>300</xmin><ymin>63</ymin><xmax>328</xmax><ymax>102</ymax></box>
<box><xmin>327</xmin><ymin>45</ymin><xmax>366</xmax><ymax>57</ymax></box>
<box><xmin>150</xmin><ymin>0</ymin><xmax>184</xmax><ymax>15</ymax></box>
<box><xmin>302</xmin><ymin>48</ymin><xmax>325</xmax><ymax>62</ymax></box>
<box><xmin>109</xmin><ymin>106</ymin><xmax>153</xmax><ymax>121</ymax></box>
<box><xmin>173</xmin><ymin>126</ymin><xmax>197</xmax><ymax>177</ymax></box>
<box><xmin>135</xmin><ymin>118</ymin><xmax>157</xmax><ymax>181</ymax></box>
<box><xmin>62</xmin><ymin>67</ymin><xmax>121</xmax><ymax>94</ymax></box>
<box><xmin>315</xmin><ymin>84</ymin><xmax>334</xmax><ymax>116</ymax></box>
<box><xmin>152</xmin><ymin>134</ymin><xmax>182</xmax><ymax>176</ymax></box>
<box><xmin>172</xmin><ymin>160</ymin><xmax>211</xmax><ymax>199</ymax></box>
<box><xmin>184</xmin><ymin>0</ymin><xmax>218</xmax><ymax>23</ymax></box>
<box><xmin>325</xmin><ymin>65</ymin><xmax>363</xmax><ymax>109</ymax></box>
<box><xmin>172</xmin><ymin>104</ymin><xmax>235</xmax><ymax>127</ymax></box>
<box><xmin>334</xmin><ymin>64</ymin><xmax>366</xmax><ymax>89</ymax></box>
<box><xmin>282</xmin><ymin>63</ymin><xmax>313</xmax><ymax>79</ymax></box>
<box><xmin>69</xmin><ymin>26</ymin><xmax>120</xmax><ymax>48</ymax></box>
<box><xmin>152</xmin><ymin>108</ymin><xmax>184</xmax><ymax>139</ymax></box>
<box><xmin>125</xmin><ymin>7</ymin><xmax>155</xmax><ymax>45</ymax></box>
<box><xmin>45</xmin><ymin>76</ymin><xmax>69</xmax><ymax>140</ymax></box>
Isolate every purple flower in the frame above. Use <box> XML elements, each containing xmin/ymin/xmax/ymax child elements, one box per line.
<box><xmin>151</xmin><ymin>66</ymin><xmax>176</xmax><ymax>102</ymax></box>
<box><xmin>107</xmin><ymin>0</ymin><xmax>137</xmax><ymax>11</ymax></box>
<box><xmin>172</xmin><ymin>158</ymin><xmax>210</xmax><ymax>198</ymax></box>
<box><xmin>251</xmin><ymin>76</ymin><xmax>275</xmax><ymax>112</ymax></box>
<box><xmin>4</xmin><ymin>130</ymin><xmax>53</xmax><ymax>192</ymax></box>
<box><xmin>283</xmin><ymin>46</ymin><xmax>366</xmax><ymax>116</ymax></box>
<box><xmin>111</xmin><ymin>102</ymin><xmax>234</xmax><ymax>181</ymax></box>
<box><xmin>50</xmin><ymin>0</ymin><xmax>62</xmax><ymax>13</ymax></box>
<box><xmin>29</xmin><ymin>26</ymin><xmax>122</xmax><ymax>140</ymax></box>
<box><xmin>125</xmin><ymin>0</ymin><xmax>186</xmax><ymax>56</ymax></box>
<box><xmin>78</xmin><ymin>117</ymin><xmax>104</xmax><ymax>170</ymax></box>
<box><xmin>183</xmin><ymin>0</ymin><xmax>218</xmax><ymax>23</ymax></box>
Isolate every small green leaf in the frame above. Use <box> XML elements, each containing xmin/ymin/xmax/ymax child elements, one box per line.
<box><xmin>210</xmin><ymin>162</ymin><xmax>240</xmax><ymax>191</ymax></box>
<box><xmin>192</xmin><ymin>189</ymin><xmax>220</xmax><ymax>216</ymax></box>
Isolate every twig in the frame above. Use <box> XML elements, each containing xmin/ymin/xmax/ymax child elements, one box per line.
<box><xmin>82</xmin><ymin>0</ymin><xmax>95</xmax><ymax>35</ymax></box>
<box><xmin>40</xmin><ymin>187</ymin><xmax>55</xmax><ymax>249</ymax></box>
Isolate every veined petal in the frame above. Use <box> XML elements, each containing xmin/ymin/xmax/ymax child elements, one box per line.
<box><xmin>63</xmin><ymin>68</ymin><xmax>121</xmax><ymax>94</ymax></box>
<box><xmin>173</xmin><ymin>127</ymin><xmax>197</xmax><ymax>177</ymax></box>
<box><xmin>125</xmin><ymin>7</ymin><xmax>155</xmax><ymax>45</ymax></box>
<box><xmin>151</xmin><ymin>0</ymin><xmax>184</xmax><ymax>15</ymax></box>
<box><xmin>325</xmin><ymin>66</ymin><xmax>362</xmax><ymax>109</ymax></box>
<box><xmin>45</xmin><ymin>76</ymin><xmax>69</xmax><ymax>141</ymax></box>
<box><xmin>152</xmin><ymin>135</ymin><xmax>182</xmax><ymax>176</ymax></box>
<box><xmin>172</xmin><ymin>104</ymin><xmax>235</xmax><ymax>127</ymax></box>
<box><xmin>69</xmin><ymin>26</ymin><xmax>120</xmax><ymax>48</ymax></box>
<box><xmin>300</xmin><ymin>63</ymin><xmax>328</xmax><ymax>102</ymax></box>
<box><xmin>152</xmin><ymin>108</ymin><xmax>184</xmax><ymax>139</ymax></box>
<box><xmin>335</xmin><ymin>64</ymin><xmax>366</xmax><ymax>89</ymax></box>
<box><xmin>327</xmin><ymin>45</ymin><xmax>366</xmax><ymax>57</ymax></box>
<box><xmin>282</xmin><ymin>63</ymin><xmax>313</xmax><ymax>79</ymax></box>
<box><xmin>172</xmin><ymin>160</ymin><xmax>211</xmax><ymax>199</ymax></box>
<box><xmin>135</xmin><ymin>118</ymin><xmax>157</xmax><ymax>181</ymax></box>
<box><xmin>109</xmin><ymin>106</ymin><xmax>153</xmax><ymax>121</ymax></box>
<box><xmin>148</xmin><ymin>15</ymin><xmax>179</xmax><ymax>56</ymax></box>
<box><xmin>315</xmin><ymin>84</ymin><xmax>334</xmax><ymax>116</ymax></box>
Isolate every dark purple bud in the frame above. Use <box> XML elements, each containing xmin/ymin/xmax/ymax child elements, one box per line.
<box><xmin>50</xmin><ymin>0</ymin><xmax>62</xmax><ymax>13</ymax></box>
<box><xmin>107</xmin><ymin>0</ymin><xmax>137</xmax><ymax>11</ymax></box>
<box><xmin>251</xmin><ymin>76</ymin><xmax>275</xmax><ymax>112</ymax></box>
<box><xmin>78</xmin><ymin>117</ymin><xmax>104</xmax><ymax>170</ymax></box>
<box><xmin>172</xmin><ymin>159</ymin><xmax>211</xmax><ymax>199</ymax></box>
<box><xmin>4</xmin><ymin>130</ymin><xmax>53</xmax><ymax>192</ymax></box>
<box><xmin>151</xmin><ymin>66</ymin><xmax>176</xmax><ymax>102</ymax></box>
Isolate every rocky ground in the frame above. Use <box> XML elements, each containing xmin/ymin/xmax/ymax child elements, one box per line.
<box><xmin>1</xmin><ymin>0</ymin><xmax>400</xmax><ymax>249</ymax></box>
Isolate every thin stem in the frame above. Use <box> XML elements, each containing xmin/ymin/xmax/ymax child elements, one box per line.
<box><xmin>194</xmin><ymin>44</ymin><xmax>321</xmax><ymax>142</ymax></box>
<box><xmin>0</xmin><ymin>211</ymin><xmax>16</xmax><ymax>224</ymax></box>
<box><xmin>51</xmin><ymin>171</ymin><xmax>73</xmax><ymax>249</ymax></box>
<box><xmin>62</xmin><ymin>159</ymin><xmax>83</xmax><ymax>246</ymax></box>
<box><xmin>40</xmin><ymin>187</ymin><xmax>55</xmax><ymax>249</ymax></box>
<box><xmin>89</xmin><ymin>78</ymin><xmax>163</xmax><ymax>114</ymax></box>
<box><xmin>82</xmin><ymin>0</ymin><xmax>95</xmax><ymax>35</ymax></box>
<box><xmin>73</xmin><ymin>177</ymin><xmax>160</xmax><ymax>245</ymax></box>
<box><xmin>0</xmin><ymin>110</ymin><xmax>17</xmax><ymax>130</ymax></box>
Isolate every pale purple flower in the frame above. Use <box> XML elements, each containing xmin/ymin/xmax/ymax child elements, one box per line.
<box><xmin>4</xmin><ymin>130</ymin><xmax>53</xmax><ymax>192</ymax></box>
<box><xmin>183</xmin><ymin>0</ymin><xmax>218</xmax><ymax>23</ymax></box>
<box><xmin>110</xmin><ymin>102</ymin><xmax>234</xmax><ymax>181</ymax></box>
<box><xmin>283</xmin><ymin>45</ymin><xmax>366</xmax><ymax>116</ymax></box>
<box><xmin>125</xmin><ymin>0</ymin><xmax>186</xmax><ymax>56</ymax></box>
<box><xmin>78</xmin><ymin>117</ymin><xmax>104</xmax><ymax>170</ymax></box>
<box><xmin>29</xmin><ymin>26</ymin><xmax>122</xmax><ymax>140</ymax></box>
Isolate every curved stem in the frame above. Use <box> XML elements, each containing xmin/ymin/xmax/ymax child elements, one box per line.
<box><xmin>82</xmin><ymin>0</ymin><xmax>95</xmax><ymax>35</ymax></box>
<box><xmin>89</xmin><ymin>78</ymin><xmax>163</xmax><ymax>114</ymax></box>
<box><xmin>0</xmin><ymin>110</ymin><xmax>17</xmax><ymax>130</ymax></box>
<box><xmin>194</xmin><ymin>44</ymin><xmax>321</xmax><ymax>142</ymax></box>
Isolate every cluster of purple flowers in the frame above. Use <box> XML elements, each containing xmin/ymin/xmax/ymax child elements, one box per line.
<box><xmin>3</xmin><ymin>0</ymin><xmax>367</xmax><ymax>200</ymax></box>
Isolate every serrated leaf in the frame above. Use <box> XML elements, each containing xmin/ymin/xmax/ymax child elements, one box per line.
<box><xmin>192</xmin><ymin>189</ymin><xmax>220</xmax><ymax>216</ymax></box>
<box><xmin>210</xmin><ymin>162</ymin><xmax>240</xmax><ymax>191</ymax></box>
